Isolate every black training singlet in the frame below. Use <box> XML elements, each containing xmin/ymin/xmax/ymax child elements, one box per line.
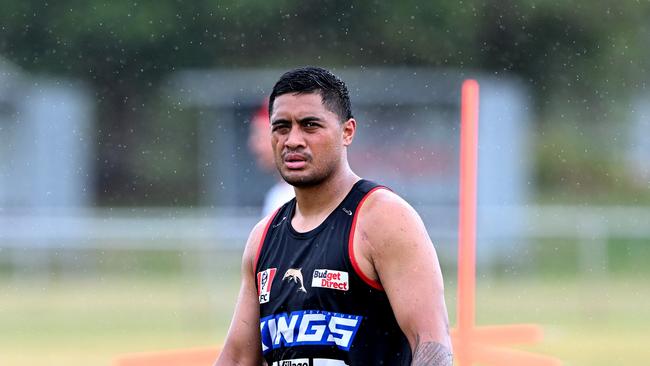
<box><xmin>254</xmin><ymin>179</ymin><xmax>412</xmax><ymax>366</ymax></box>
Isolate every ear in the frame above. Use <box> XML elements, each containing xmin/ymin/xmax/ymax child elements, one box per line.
<box><xmin>341</xmin><ymin>118</ymin><xmax>356</xmax><ymax>146</ymax></box>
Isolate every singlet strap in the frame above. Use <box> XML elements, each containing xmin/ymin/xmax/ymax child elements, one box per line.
<box><xmin>348</xmin><ymin>185</ymin><xmax>390</xmax><ymax>291</ymax></box>
<box><xmin>253</xmin><ymin>206</ymin><xmax>283</xmax><ymax>272</ymax></box>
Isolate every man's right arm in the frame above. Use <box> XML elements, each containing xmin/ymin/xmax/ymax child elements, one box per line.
<box><xmin>214</xmin><ymin>218</ymin><xmax>268</xmax><ymax>365</ymax></box>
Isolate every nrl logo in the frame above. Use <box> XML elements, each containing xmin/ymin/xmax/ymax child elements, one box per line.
<box><xmin>283</xmin><ymin>268</ymin><xmax>307</xmax><ymax>293</ymax></box>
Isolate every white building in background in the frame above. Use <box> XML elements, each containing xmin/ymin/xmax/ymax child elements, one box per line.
<box><xmin>0</xmin><ymin>57</ymin><xmax>94</xmax><ymax>210</ymax></box>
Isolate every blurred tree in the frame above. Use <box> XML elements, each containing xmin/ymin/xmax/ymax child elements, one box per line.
<box><xmin>0</xmin><ymin>0</ymin><xmax>648</xmax><ymax>204</ymax></box>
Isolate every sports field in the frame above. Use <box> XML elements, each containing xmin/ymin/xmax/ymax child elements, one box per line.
<box><xmin>1</xmin><ymin>250</ymin><xmax>648</xmax><ymax>366</ymax></box>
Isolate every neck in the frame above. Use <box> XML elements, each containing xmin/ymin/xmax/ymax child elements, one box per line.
<box><xmin>293</xmin><ymin>166</ymin><xmax>360</xmax><ymax>218</ymax></box>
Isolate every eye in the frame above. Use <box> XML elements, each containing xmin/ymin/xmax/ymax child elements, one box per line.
<box><xmin>303</xmin><ymin>121</ymin><xmax>320</xmax><ymax>129</ymax></box>
<box><xmin>271</xmin><ymin>122</ymin><xmax>290</xmax><ymax>133</ymax></box>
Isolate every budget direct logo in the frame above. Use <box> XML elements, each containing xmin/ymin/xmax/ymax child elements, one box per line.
<box><xmin>312</xmin><ymin>269</ymin><xmax>349</xmax><ymax>291</ymax></box>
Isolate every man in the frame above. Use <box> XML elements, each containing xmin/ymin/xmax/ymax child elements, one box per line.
<box><xmin>216</xmin><ymin>67</ymin><xmax>452</xmax><ymax>365</ymax></box>
<box><xmin>248</xmin><ymin>99</ymin><xmax>294</xmax><ymax>216</ymax></box>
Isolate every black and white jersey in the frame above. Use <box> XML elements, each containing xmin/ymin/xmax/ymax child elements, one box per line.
<box><xmin>254</xmin><ymin>179</ymin><xmax>412</xmax><ymax>366</ymax></box>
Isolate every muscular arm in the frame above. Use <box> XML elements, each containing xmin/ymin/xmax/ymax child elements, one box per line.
<box><xmin>214</xmin><ymin>219</ymin><xmax>268</xmax><ymax>366</ymax></box>
<box><xmin>355</xmin><ymin>190</ymin><xmax>453</xmax><ymax>365</ymax></box>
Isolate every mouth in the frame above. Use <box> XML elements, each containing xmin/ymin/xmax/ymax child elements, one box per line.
<box><xmin>283</xmin><ymin>152</ymin><xmax>308</xmax><ymax>170</ymax></box>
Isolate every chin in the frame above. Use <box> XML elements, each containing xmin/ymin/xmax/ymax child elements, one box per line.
<box><xmin>281</xmin><ymin>171</ymin><xmax>326</xmax><ymax>188</ymax></box>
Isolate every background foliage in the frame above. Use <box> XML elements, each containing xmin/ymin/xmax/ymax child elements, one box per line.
<box><xmin>2</xmin><ymin>0</ymin><xmax>649</xmax><ymax>205</ymax></box>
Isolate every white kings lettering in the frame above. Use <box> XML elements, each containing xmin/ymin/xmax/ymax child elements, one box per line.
<box><xmin>311</xmin><ymin>269</ymin><xmax>349</xmax><ymax>291</ymax></box>
<box><xmin>259</xmin><ymin>310</ymin><xmax>362</xmax><ymax>353</ymax></box>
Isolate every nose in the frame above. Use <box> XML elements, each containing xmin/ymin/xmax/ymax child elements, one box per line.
<box><xmin>284</xmin><ymin>124</ymin><xmax>306</xmax><ymax>149</ymax></box>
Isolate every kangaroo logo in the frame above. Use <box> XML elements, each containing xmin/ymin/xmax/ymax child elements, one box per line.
<box><xmin>283</xmin><ymin>268</ymin><xmax>307</xmax><ymax>293</ymax></box>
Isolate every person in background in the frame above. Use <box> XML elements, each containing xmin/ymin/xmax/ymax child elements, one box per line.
<box><xmin>248</xmin><ymin>99</ymin><xmax>294</xmax><ymax>216</ymax></box>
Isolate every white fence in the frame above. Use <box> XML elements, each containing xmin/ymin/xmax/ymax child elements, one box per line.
<box><xmin>1</xmin><ymin>205</ymin><xmax>648</xmax><ymax>274</ymax></box>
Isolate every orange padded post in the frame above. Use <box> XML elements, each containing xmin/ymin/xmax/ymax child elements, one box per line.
<box><xmin>453</xmin><ymin>79</ymin><xmax>561</xmax><ymax>366</ymax></box>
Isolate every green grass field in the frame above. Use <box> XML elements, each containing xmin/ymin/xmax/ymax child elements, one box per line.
<box><xmin>1</xmin><ymin>250</ymin><xmax>648</xmax><ymax>366</ymax></box>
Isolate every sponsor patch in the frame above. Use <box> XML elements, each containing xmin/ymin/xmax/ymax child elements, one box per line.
<box><xmin>283</xmin><ymin>268</ymin><xmax>307</xmax><ymax>293</ymax></box>
<box><xmin>271</xmin><ymin>359</ymin><xmax>348</xmax><ymax>366</ymax></box>
<box><xmin>271</xmin><ymin>359</ymin><xmax>309</xmax><ymax>366</ymax></box>
<box><xmin>260</xmin><ymin>310</ymin><xmax>362</xmax><ymax>353</ymax></box>
<box><xmin>311</xmin><ymin>269</ymin><xmax>349</xmax><ymax>291</ymax></box>
<box><xmin>257</xmin><ymin>268</ymin><xmax>277</xmax><ymax>304</ymax></box>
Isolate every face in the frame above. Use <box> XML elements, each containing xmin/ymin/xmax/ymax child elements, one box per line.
<box><xmin>270</xmin><ymin>92</ymin><xmax>355</xmax><ymax>187</ymax></box>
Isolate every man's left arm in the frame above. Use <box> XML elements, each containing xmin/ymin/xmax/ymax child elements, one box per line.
<box><xmin>360</xmin><ymin>191</ymin><xmax>453</xmax><ymax>365</ymax></box>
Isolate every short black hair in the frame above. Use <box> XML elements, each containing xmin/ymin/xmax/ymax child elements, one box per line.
<box><xmin>269</xmin><ymin>66</ymin><xmax>353</xmax><ymax>122</ymax></box>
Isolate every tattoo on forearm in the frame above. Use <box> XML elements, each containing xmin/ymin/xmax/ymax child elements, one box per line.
<box><xmin>411</xmin><ymin>336</ymin><xmax>453</xmax><ymax>366</ymax></box>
